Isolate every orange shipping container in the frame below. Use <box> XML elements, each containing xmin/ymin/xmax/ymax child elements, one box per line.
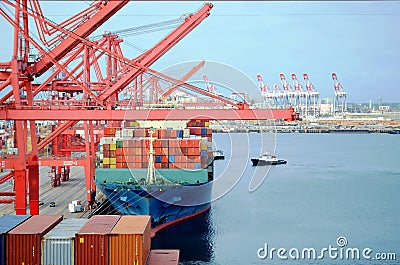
<box><xmin>109</xmin><ymin>216</ymin><xmax>151</xmax><ymax>265</ymax></box>
<box><xmin>75</xmin><ymin>215</ymin><xmax>120</xmax><ymax>265</ymax></box>
<box><xmin>6</xmin><ymin>215</ymin><xmax>63</xmax><ymax>265</ymax></box>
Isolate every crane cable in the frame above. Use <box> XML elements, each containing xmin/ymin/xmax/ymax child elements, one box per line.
<box><xmin>90</xmin><ymin>17</ymin><xmax>183</xmax><ymax>40</ymax></box>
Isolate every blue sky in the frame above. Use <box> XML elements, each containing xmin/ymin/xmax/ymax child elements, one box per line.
<box><xmin>1</xmin><ymin>1</ymin><xmax>400</xmax><ymax>103</ymax></box>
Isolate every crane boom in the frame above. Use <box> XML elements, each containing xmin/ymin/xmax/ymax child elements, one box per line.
<box><xmin>30</xmin><ymin>1</ymin><xmax>128</xmax><ymax>77</ymax></box>
<box><xmin>98</xmin><ymin>3</ymin><xmax>213</xmax><ymax>101</ymax></box>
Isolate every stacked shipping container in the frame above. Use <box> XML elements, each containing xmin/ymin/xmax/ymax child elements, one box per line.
<box><xmin>99</xmin><ymin>127</ymin><xmax>213</xmax><ymax>170</ymax></box>
<box><xmin>0</xmin><ymin>214</ymin><xmax>178</xmax><ymax>265</ymax></box>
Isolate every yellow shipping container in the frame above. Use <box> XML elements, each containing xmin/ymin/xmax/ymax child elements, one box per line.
<box><xmin>110</xmin><ymin>164</ymin><xmax>117</xmax><ymax>169</ymax></box>
<box><xmin>110</xmin><ymin>158</ymin><xmax>117</xmax><ymax>165</ymax></box>
<box><xmin>200</xmin><ymin>143</ymin><xmax>207</xmax><ymax>151</ymax></box>
<box><xmin>110</xmin><ymin>143</ymin><xmax>117</xmax><ymax>151</ymax></box>
<box><xmin>103</xmin><ymin>157</ymin><xmax>110</xmax><ymax>164</ymax></box>
<box><xmin>205</xmin><ymin>122</ymin><xmax>209</xmax><ymax>127</ymax></box>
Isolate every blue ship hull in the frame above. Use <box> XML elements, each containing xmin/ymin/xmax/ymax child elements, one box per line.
<box><xmin>95</xmin><ymin>181</ymin><xmax>212</xmax><ymax>230</ymax></box>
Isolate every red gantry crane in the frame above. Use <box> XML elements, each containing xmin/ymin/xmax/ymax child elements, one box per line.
<box><xmin>0</xmin><ymin>1</ymin><xmax>297</xmax><ymax>215</ymax></box>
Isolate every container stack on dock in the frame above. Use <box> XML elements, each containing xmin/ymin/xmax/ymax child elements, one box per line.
<box><xmin>0</xmin><ymin>214</ymin><xmax>180</xmax><ymax>265</ymax></box>
<box><xmin>98</xmin><ymin>124</ymin><xmax>213</xmax><ymax>170</ymax></box>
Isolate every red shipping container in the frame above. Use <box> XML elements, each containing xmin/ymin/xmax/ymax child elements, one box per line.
<box><xmin>169</xmin><ymin>130</ymin><xmax>177</xmax><ymax>138</ymax></box>
<box><xmin>110</xmin><ymin>150</ymin><xmax>116</xmax><ymax>158</ymax></box>
<box><xmin>103</xmin><ymin>150</ymin><xmax>110</xmax><ymax>158</ymax></box>
<box><xmin>126</xmin><ymin>148</ymin><xmax>136</xmax><ymax>156</ymax></box>
<box><xmin>193</xmin><ymin>139</ymin><xmax>201</xmax><ymax>147</ymax></box>
<box><xmin>155</xmin><ymin>163</ymin><xmax>162</xmax><ymax>168</ymax></box>
<box><xmin>180</xmin><ymin>140</ymin><xmax>187</xmax><ymax>148</ymax></box>
<box><xmin>194</xmin><ymin>148</ymin><xmax>201</xmax><ymax>156</ymax></box>
<box><xmin>75</xmin><ymin>215</ymin><xmax>121</xmax><ymax>265</ymax></box>
<box><xmin>103</xmin><ymin>164</ymin><xmax>110</xmax><ymax>168</ymax></box>
<box><xmin>7</xmin><ymin>215</ymin><xmax>63</xmax><ymax>265</ymax></box>
<box><xmin>161</xmin><ymin>163</ymin><xmax>168</xmax><ymax>168</ymax></box>
<box><xmin>188</xmin><ymin>148</ymin><xmax>195</xmax><ymax>156</ymax></box>
<box><xmin>160</xmin><ymin>139</ymin><xmax>168</xmax><ymax>148</ymax></box>
<box><xmin>168</xmin><ymin>139</ymin><xmax>177</xmax><ymax>147</ymax></box>
<box><xmin>153</xmin><ymin>140</ymin><xmax>161</xmax><ymax>148</ymax></box>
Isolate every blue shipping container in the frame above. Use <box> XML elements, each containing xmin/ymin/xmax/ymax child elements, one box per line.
<box><xmin>201</xmin><ymin>128</ymin><xmax>207</xmax><ymax>135</ymax></box>
<box><xmin>177</xmin><ymin>130</ymin><xmax>183</xmax><ymax>138</ymax></box>
<box><xmin>0</xmin><ymin>215</ymin><xmax>31</xmax><ymax>265</ymax></box>
<box><xmin>155</xmin><ymin>155</ymin><xmax>162</xmax><ymax>163</ymax></box>
<box><xmin>169</xmin><ymin>155</ymin><xmax>175</xmax><ymax>163</ymax></box>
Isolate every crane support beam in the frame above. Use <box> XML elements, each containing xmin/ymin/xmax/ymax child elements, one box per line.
<box><xmin>30</xmin><ymin>1</ymin><xmax>128</xmax><ymax>77</ymax></box>
<box><xmin>38</xmin><ymin>157</ymin><xmax>86</xmax><ymax>167</ymax></box>
<box><xmin>0</xmin><ymin>108</ymin><xmax>297</xmax><ymax>121</ymax></box>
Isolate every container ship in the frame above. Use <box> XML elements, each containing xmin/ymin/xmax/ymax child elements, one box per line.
<box><xmin>95</xmin><ymin>121</ymin><xmax>214</xmax><ymax>233</ymax></box>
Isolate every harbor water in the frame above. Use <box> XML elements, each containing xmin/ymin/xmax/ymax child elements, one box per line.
<box><xmin>151</xmin><ymin>133</ymin><xmax>400</xmax><ymax>264</ymax></box>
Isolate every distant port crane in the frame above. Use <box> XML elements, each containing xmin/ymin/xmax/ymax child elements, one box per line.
<box><xmin>332</xmin><ymin>73</ymin><xmax>347</xmax><ymax>117</ymax></box>
<box><xmin>256</xmin><ymin>74</ymin><xmax>278</xmax><ymax>107</ymax></box>
<box><xmin>303</xmin><ymin>73</ymin><xmax>320</xmax><ymax>118</ymax></box>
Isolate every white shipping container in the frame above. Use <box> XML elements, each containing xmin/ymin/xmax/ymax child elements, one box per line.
<box><xmin>183</xmin><ymin>129</ymin><xmax>190</xmax><ymax>138</ymax></box>
<box><xmin>41</xmin><ymin>219</ymin><xmax>89</xmax><ymax>265</ymax></box>
<box><xmin>102</xmin><ymin>137</ymin><xmax>115</xmax><ymax>144</ymax></box>
<box><xmin>127</xmin><ymin>129</ymin><xmax>134</xmax><ymax>137</ymax></box>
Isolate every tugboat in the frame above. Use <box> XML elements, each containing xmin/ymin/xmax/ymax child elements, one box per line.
<box><xmin>251</xmin><ymin>152</ymin><xmax>287</xmax><ymax>166</ymax></box>
<box><xmin>213</xmin><ymin>149</ymin><xmax>225</xmax><ymax>160</ymax></box>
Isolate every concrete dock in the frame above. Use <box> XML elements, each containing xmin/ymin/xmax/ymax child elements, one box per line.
<box><xmin>0</xmin><ymin>166</ymin><xmax>94</xmax><ymax>218</ymax></box>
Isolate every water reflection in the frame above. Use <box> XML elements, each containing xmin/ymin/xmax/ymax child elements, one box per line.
<box><xmin>151</xmin><ymin>209</ymin><xmax>216</xmax><ymax>263</ymax></box>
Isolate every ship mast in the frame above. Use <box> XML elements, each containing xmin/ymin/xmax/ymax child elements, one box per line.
<box><xmin>146</xmin><ymin>128</ymin><xmax>156</xmax><ymax>185</ymax></box>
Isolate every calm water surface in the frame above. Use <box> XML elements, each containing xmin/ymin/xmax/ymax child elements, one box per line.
<box><xmin>152</xmin><ymin>133</ymin><xmax>400</xmax><ymax>264</ymax></box>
